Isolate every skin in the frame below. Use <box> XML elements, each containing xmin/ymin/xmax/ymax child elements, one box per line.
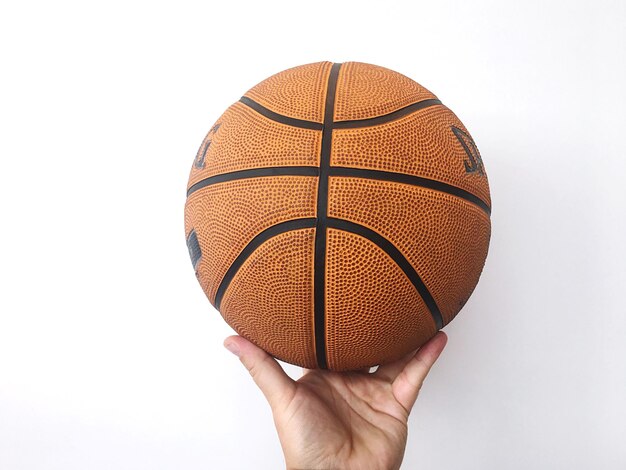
<box><xmin>223</xmin><ymin>332</ymin><xmax>448</xmax><ymax>470</ymax></box>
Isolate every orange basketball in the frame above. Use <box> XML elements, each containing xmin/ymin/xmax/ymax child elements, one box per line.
<box><xmin>184</xmin><ymin>61</ymin><xmax>491</xmax><ymax>371</ymax></box>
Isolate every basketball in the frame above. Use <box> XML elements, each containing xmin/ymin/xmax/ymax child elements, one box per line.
<box><xmin>184</xmin><ymin>61</ymin><xmax>491</xmax><ymax>371</ymax></box>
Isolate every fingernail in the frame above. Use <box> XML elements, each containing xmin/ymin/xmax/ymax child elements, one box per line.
<box><xmin>224</xmin><ymin>340</ymin><xmax>240</xmax><ymax>357</ymax></box>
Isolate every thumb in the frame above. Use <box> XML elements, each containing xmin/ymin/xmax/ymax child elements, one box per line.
<box><xmin>391</xmin><ymin>332</ymin><xmax>448</xmax><ymax>413</ymax></box>
<box><xmin>224</xmin><ymin>336</ymin><xmax>296</xmax><ymax>410</ymax></box>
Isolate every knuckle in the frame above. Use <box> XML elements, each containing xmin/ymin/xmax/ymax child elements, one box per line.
<box><xmin>246</xmin><ymin>354</ymin><xmax>269</xmax><ymax>380</ymax></box>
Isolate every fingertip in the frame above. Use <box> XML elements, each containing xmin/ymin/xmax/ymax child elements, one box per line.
<box><xmin>434</xmin><ymin>331</ymin><xmax>448</xmax><ymax>348</ymax></box>
<box><xmin>222</xmin><ymin>336</ymin><xmax>296</xmax><ymax>409</ymax></box>
<box><xmin>435</xmin><ymin>331</ymin><xmax>449</xmax><ymax>348</ymax></box>
<box><xmin>417</xmin><ymin>331</ymin><xmax>448</xmax><ymax>364</ymax></box>
<box><xmin>427</xmin><ymin>331</ymin><xmax>448</xmax><ymax>349</ymax></box>
<box><xmin>223</xmin><ymin>336</ymin><xmax>241</xmax><ymax>357</ymax></box>
<box><xmin>223</xmin><ymin>335</ymin><xmax>265</xmax><ymax>356</ymax></box>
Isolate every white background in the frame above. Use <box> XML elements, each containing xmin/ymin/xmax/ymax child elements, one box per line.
<box><xmin>1</xmin><ymin>1</ymin><xmax>625</xmax><ymax>469</ymax></box>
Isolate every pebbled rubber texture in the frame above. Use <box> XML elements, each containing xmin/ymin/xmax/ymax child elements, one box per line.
<box><xmin>187</xmin><ymin>101</ymin><xmax>321</xmax><ymax>189</ymax></box>
<box><xmin>331</xmin><ymin>104</ymin><xmax>491</xmax><ymax>206</ymax></box>
<box><xmin>327</xmin><ymin>177</ymin><xmax>491</xmax><ymax>327</ymax></box>
<box><xmin>325</xmin><ymin>228</ymin><xmax>437</xmax><ymax>370</ymax></box>
<box><xmin>220</xmin><ymin>228</ymin><xmax>318</xmax><ymax>369</ymax></box>
<box><xmin>184</xmin><ymin>176</ymin><xmax>317</xmax><ymax>305</ymax></box>
<box><xmin>244</xmin><ymin>62</ymin><xmax>331</xmax><ymax>123</ymax></box>
<box><xmin>334</xmin><ymin>62</ymin><xmax>438</xmax><ymax>121</ymax></box>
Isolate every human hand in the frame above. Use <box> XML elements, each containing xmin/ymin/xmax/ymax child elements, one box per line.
<box><xmin>223</xmin><ymin>332</ymin><xmax>447</xmax><ymax>470</ymax></box>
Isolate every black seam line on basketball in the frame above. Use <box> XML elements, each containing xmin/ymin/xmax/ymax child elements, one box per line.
<box><xmin>213</xmin><ymin>218</ymin><xmax>317</xmax><ymax>311</ymax></box>
<box><xmin>327</xmin><ymin>217</ymin><xmax>444</xmax><ymax>330</ymax></box>
<box><xmin>313</xmin><ymin>62</ymin><xmax>342</xmax><ymax>370</ymax></box>
<box><xmin>186</xmin><ymin>166</ymin><xmax>320</xmax><ymax>197</ymax></box>
<box><xmin>333</xmin><ymin>99</ymin><xmax>443</xmax><ymax>129</ymax></box>
<box><xmin>239</xmin><ymin>97</ymin><xmax>442</xmax><ymax>132</ymax></box>
<box><xmin>239</xmin><ymin>96</ymin><xmax>324</xmax><ymax>130</ymax></box>
<box><xmin>329</xmin><ymin>166</ymin><xmax>492</xmax><ymax>215</ymax></box>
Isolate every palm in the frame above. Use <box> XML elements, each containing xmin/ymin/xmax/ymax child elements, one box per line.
<box><xmin>276</xmin><ymin>370</ymin><xmax>410</xmax><ymax>470</ymax></box>
<box><xmin>224</xmin><ymin>332</ymin><xmax>447</xmax><ymax>470</ymax></box>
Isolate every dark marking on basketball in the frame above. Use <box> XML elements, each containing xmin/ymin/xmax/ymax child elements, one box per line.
<box><xmin>451</xmin><ymin>126</ymin><xmax>485</xmax><ymax>176</ymax></box>
<box><xmin>329</xmin><ymin>166</ymin><xmax>491</xmax><ymax>215</ymax></box>
<box><xmin>194</xmin><ymin>139</ymin><xmax>211</xmax><ymax>169</ymax></box>
<box><xmin>186</xmin><ymin>166</ymin><xmax>319</xmax><ymax>197</ymax></box>
<box><xmin>186</xmin><ymin>229</ymin><xmax>202</xmax><ymax>270</ymax></box>
<box><xmin>327</xmin><ymin>217</ymin><xmax>444</xmax><ymax>330</ymax></box>
<box><xmin>313</xmin><ymin>62</ymin><xmax>342</xmax><ymax>369</ymax></box>
<box><xmin>333</xmin><ymin>99</ymin><xmax>442</xmax><ymax>129</ymax></box>
<box><xmin>214</xmin><ymin>218</ymin><xmax>317</xmax><ymax>310</ymax></box>
<box><xmin>239</xmin><ymin>96</ymin><xmax>324</xmax><ymax>130</ymax></box>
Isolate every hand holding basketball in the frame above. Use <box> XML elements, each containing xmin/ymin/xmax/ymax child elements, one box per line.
<box><xmin>224</xmin><ymin>332</ymin><xmax>447</xmax><ymax>470</ymax></box>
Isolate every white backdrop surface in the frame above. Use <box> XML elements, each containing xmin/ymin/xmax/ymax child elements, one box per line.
<box><xmin>1</xmin><ymin>1</ymin><xmax>625</xmax><ymax>469</ymax></box>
